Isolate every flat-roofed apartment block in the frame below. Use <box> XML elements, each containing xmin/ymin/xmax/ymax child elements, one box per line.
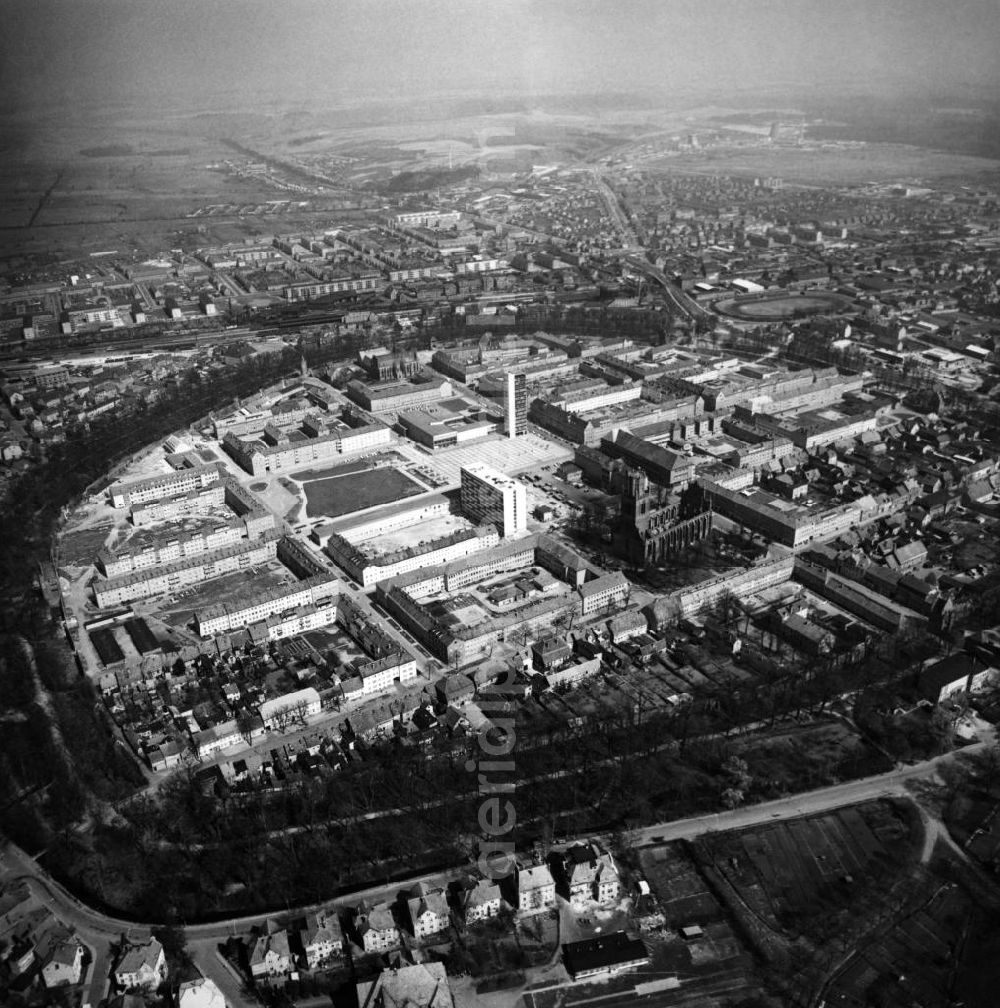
<box><xmin>326</xmin><ymin>524</ymin><xmax>500</xmax><ymax>588</ymax></box>
<box><xmin>109</xmin><ymin>462</ymin><xmax>221</xmax><ymax>509</ymax></box>
<box><xmin>460</xmin><ymin>464</ymin><xmax>527</xmax><ymax>538</ymax></box>
<box><xmin>505</xmin><ymin>371</ymin><xmax>527</xmax><ymax>438</ymax></box>
<box><xmin>283</xmin><ymin>274</ymin><xmax>381</xmax><ymax>300</ymax></box>
<box><xmin>394</xmin><ymin>209</ymin><xmax>463</xmax><ymax>228</ymax></box>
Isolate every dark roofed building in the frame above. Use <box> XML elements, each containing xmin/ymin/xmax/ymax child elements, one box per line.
<box><xmin>562</xmin><ymin>931</ymin><xmax>650</xmax><ymax>980</ymax></box>
<box><xmin>601</xmin><ymin>430</ymin><xmax>696</xmax><ymax>488</ymax></box>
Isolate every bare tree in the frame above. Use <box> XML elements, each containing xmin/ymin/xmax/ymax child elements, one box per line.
<box><xmin>266</xmin><ymin>698</ymin><xmax>312</xmax><ymax>734</ymax></box>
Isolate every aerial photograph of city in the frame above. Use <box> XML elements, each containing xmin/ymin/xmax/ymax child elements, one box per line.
<box><xmin>2</xmin><ymin>0</ymin><xmax>1000</xmax><ymax>1006</ymax></box>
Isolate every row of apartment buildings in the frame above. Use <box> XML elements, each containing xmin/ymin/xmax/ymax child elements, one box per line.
<box><xmin>195</xmin><ymin>571</ymin><xmax>340</xmax><ymax>638</ymax></box>
<box><xmin>94</xmin><ymin>529</ymin><xmax>283</xmax><ymax>608</ymax></box>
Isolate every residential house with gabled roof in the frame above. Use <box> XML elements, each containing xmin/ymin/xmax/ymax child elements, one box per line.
<box><xmin>40</xmin><ymin>935</ymin><xmax>85</xmax><ymax>987</ymax></box>
<box><xmin>892</xmin><ymin>540</ymin><xmax>928</xmax><ymax>571</ymax></box>
<box><xmin>356</xmin><ymin>901</ymin><xmax>401</xmax><ymax>954</ymax></box>
<box><xmin>248</xmin><ymin>927</ymin><xmax>293</xmax><ymax>978</ymax></box>
<box><xmin>514</xmin><ymin>862</ymin><xmax>557</xmax><ymax>915</ymax></box>
<box><xmin>114</xmin><ymin>936</ymin><xmax>167</xmax><ymax>990</ymax></box>
<box><xmin>462</xmin><ymin>878</ymin><xmax>504</xmax><ymax>924</ymax></box>
<box><xmin>563</xmin><ymin>843</ymin><xmax>621</xmax><ymax>907</ymax></box>
<box><xmin>405</xmin><ymin>885</ymin><xmax>451</xmax><ymax>940</ymax></box>
<box><xmin>178</xmin><ymin>976</ymin><xmax>227</xmax><ymax>1008</ymax></box>
<box><xmin>606</xmin><ymin>609</ymin><xmax>647</xmax><ymax>645</ymax></box>
<box><xmin>356</xmin><ymin>961</ymin><xmax>454</xmax><ymax>1008</ymax></box>
<box><xmin>300</xmin><ymin>911</ymin><xmax>344</xmax><ymax>970</ymax></box>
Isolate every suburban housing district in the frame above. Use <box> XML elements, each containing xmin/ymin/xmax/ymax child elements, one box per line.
<box><xmin>4</xmin><ymin>151</ymin><xmax>1000</xmax><ymax>1008</ymax></box>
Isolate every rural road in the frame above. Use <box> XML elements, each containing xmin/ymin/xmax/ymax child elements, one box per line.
<box><xmin>1</xmin><ymin>731</ymin><xmax>991</xmax><ymax>1006</ymax></box>
<box><xmin>634</xmin><ymin>733</ymin><xmax>993</xmax><ymax>846</ymax></box>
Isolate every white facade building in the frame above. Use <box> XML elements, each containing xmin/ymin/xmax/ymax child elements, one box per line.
<box><xmin>460</xmin><ymin>465</ymin><xmax>527</xmax><ymax>538</ymax></box>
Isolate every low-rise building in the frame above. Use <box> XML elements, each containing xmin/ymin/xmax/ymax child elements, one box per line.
<box><xmin>357</xmin><ymin>902</ymin><xmax>401</xmax><ymax>954</ymax></box>
<box><xmin>259</xmin><ymin>687</ymin><xmax>321</xmax><ymax>730</ymax></box>
<box><xmin>249</xmin><ymin>929</ymin><xmax>293</xmax><ymax>978</ymax></box>
<box><xmin>462</xmin><ymin>879</ymin><xmax>504</xmax><ymax>924</ymax></box>
<box><xmin>356</xmin><ymin>962</ymin><xmax>454</xmax><ymax>1008</ymax></box>
<box><xmin>114</xmin><ymin>937</ymin><xmax>167</xmax><ymax>991</ymax></box>
<box><xmin>516</xmin><ymin>863</ymin><xmax>557</xmax><ymax>915</ymax></box>
<box><xmin>300</xmin><ymin>912</ymin><xmax>344</xmax><ymax>970</ymax></box>
<box><xmin>345</xmin><ymin>373</ymin><xmax>452</xmax><ymax>414</ymax></box>
<box><xmin>178</xmin><ymin>977</ymin><xmax>227</xmax><ymax>1008</ymax></box>
<box><xmin>561</xmin><ymin>932</ymin><xmax>650</xmax><ymax>980</ymax></box>
<box><xmin>41</xmin><ymin>938</ymin><xmax>85</xmax><ymax>988</ymax></box>
<box><xmin>406</xmin><ymin>885</ymin><xmax>451</xmax><ymax>940</ymax></box>
<box><xmin>564</xmin><ymin>844</ymin><xmax>621</xmax><ymax>907</ymax></box>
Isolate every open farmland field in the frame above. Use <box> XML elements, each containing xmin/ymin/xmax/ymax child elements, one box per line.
<box><xmin>647</xmin><ymin>141</ymin><xmax>1000</xmax><ymax>185</ymax></box>
<box><xmin>0</xmin><ymin>122</ymin><xmax>283</xmax><ymax>258</ymax></box>
<box><xmin>303</xmin><ymin>467</ymin><xmax>424</xmax><ymax>519</ymax></box>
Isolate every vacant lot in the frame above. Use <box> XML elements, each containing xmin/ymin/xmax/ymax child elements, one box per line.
<box><xmin>58</xmin><ymin>524</ymin><xmax>113</xmax><ymax>570</ymax></box>
<box><xmin>303</xmin><ymin>468</ymin><xmax>423</xmax><ymax>519</ymax></box>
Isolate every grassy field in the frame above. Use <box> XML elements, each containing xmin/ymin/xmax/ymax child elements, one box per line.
<box><xmin>303</xmin><ymin>467</ymin><xmax>423</xmax><ymax>519</ymax></box>
<box><xmin>717</xmin><ymin>290</ymin><xmax>854</xmax><ymax>321</ymax></box>
<box><xmin>58</xmin><ymin>524</ymin><xmax>113</xmax><ymax>570</ymax></box>
<box><xmin>647</xmin><ymin>141</ymin><xmax>1000</xmax><ymax>184</ymax></box>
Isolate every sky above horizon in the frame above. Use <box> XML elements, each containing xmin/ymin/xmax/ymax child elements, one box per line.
<box><xmin>2</xmin><ymin>0</ymin><xmax>999</xmax><ymax>116</ymax></box>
